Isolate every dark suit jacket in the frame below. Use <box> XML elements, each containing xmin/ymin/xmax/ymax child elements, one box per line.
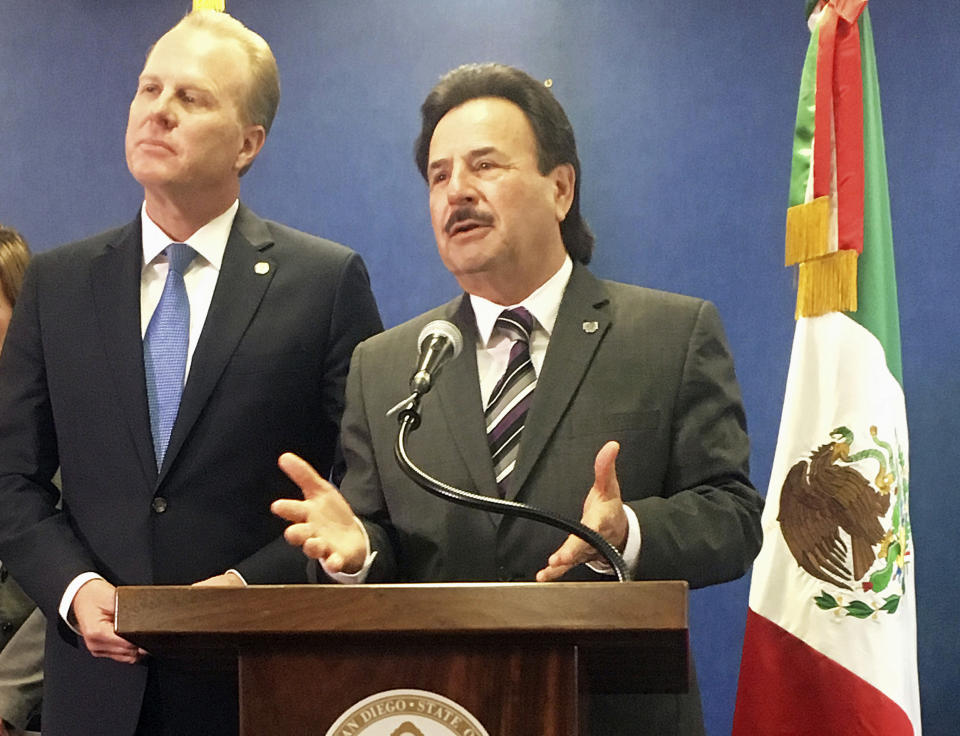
<box><xmin>335</xmin><ymin>264</ymin><xmax>762</xmax><ymax>735</ymax></box>
<box><xmin>0</xmin><ymin>204</ymin><xmax>382</xmax><ymax>735</ymax></box>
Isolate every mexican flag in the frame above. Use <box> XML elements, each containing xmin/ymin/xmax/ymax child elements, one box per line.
<box><xmin>733</xmin><ymin>2</ymin><xmax>921</xmax><ymax>734</ymax></box>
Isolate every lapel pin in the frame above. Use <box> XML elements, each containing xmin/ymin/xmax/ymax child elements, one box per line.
<box><xmin>254</xmin><ymin>261</ymin><xmax>270</xmax><ymax>275</ymax></box>
<box><xmin>582</xmin><ymin>320</ymin><xmax>599</xmax><ymax>334</ymax></box>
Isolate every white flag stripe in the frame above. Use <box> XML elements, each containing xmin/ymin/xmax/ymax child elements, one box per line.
<box><xmin>749</xmin><ymin>312</ymin><xmax>919</xmax><ymax>729</ymax></box>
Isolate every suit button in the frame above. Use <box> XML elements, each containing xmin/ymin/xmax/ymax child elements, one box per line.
<box><xmin>1</xmin><ymin>622</ymin><xmax>13</xmax><ymax>634</ymax></box>
<box><xmin>151</xmin><ymin>497</ymin><xmax>168</xmax><ymax>514</ymax></box>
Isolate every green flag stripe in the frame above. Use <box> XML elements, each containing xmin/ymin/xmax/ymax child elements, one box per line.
<box><xmin>789</xmin><ymin>24</ymin><xmax>819</xmax><ymax>208</ymax></box>
<box><xmin>847</xmin><ymin>7</ymin><xmax>903</xmax><ymax>385</ymax></box>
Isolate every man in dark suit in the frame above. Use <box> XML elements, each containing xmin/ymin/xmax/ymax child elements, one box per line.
<box><xmin>0</xmin><ymin>11</ymin><xmax>381</xmax><ymax>736</ymax></box>
<box><xmin>272</xmin><ymin>63</ymin><xmax>762</xmax><ymax>735</ymax></box>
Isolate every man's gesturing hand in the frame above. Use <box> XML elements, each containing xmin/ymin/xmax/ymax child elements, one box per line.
<box><xmin>271</xmin><ymin>452</ymin><xmax>367</xmax><ymax>575</ymax></box>
<box><xmin>72</xmin><ymin>578</ymin><xmax>145</xmax><ymax>664</ymax></box>
<box><xmin>536</xmin><ymin>440</ymin><xmax>629</xmax><ymax>582</ymax></box>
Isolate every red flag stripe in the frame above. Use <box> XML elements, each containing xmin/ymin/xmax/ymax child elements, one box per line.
<box><xmin>813</xmin><ymin>3</ymin><xmax>866</xmax><ymax>254</ymax></box>
<box><xmin>733</xmin><ymin>609</ymin><xmax>914</xmax><ymax>735</ymax></box>
<box><xmin>833</xmin><ymin>15</ymin><xmax>865</xmax><ymax>253</ymax></box>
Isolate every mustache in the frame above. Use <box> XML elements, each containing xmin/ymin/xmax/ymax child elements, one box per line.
<box><xmin>444</xmin><ymin>206</ymin><xmax>494</xmax><ymax>235</ymax></box>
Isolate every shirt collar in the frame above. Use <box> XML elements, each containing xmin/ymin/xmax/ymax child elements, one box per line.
<box><xmin>140</xmin><ymin>199</ymin><xmax>239</xmax><ymax>271</ymax></box>
<box><xmin>471</xmin><ymin>256</ymin><xmax>573</xmax><ymax>345</ymax></box>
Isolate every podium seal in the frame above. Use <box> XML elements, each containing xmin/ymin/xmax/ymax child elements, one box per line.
<box><xmin>325</xmin><ymin>689</ymin><xmax>490</xmax><ymax>736</ymax></box>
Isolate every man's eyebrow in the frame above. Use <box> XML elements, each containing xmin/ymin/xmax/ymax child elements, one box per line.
<box><xmin>428</xmin><ymin>145</ymin><xmax>507</xmax><ymax>173</ymax></box>
<box><xmin>137</xmin><ymin>73</ymin><xmax>213</xmax><ymax>91</ymax></box>
<box><xmin>429</xmin><ymin>146</ymin><xmax>502</xmax><ymax>168</ymax></box>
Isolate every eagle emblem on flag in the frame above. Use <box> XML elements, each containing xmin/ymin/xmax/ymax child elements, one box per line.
<box><xmin>778</xmin><ymin>425</ymin><xmax>911</xmax><ymax>618</ymax></box>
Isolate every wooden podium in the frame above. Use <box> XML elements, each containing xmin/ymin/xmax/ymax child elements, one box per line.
<box><xmin>116</xmin><ymin>581</ymin><xmax>688</xmax><ymax>735</ymax></box>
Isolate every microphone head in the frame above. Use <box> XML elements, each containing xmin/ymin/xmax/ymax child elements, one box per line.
<box><xmin>417</xmin><ymin>320</ymin><xmax>463</xmax><ymax>360</ymax></box>
<box><xmin>410</xmin><ymin>320</ymin><xmax>464</xmax><ymax>395</ymax></box>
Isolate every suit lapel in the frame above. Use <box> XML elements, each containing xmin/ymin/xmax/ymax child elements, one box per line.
<box><xmin>507</xmin><ymin>265</ymin><xmax>611</xmax><ymax>501</ymax></box>
<box><xmin>89</xmin><ymin>217</ymin><xmax>157</xmax><ymax>487</ymax></box>
<box><xmin>434</xmin><ymin>297</ymin><xmax>501</xmax><ymax>507</ymax></box>
<box><xmin>159</xmin><ymin>204</ymin><xmax>276</xmax><ymax>483</ymax></box>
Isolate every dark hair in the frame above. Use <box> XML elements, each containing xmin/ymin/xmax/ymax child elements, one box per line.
<box><xmin>414</xmin><ymin>63</ymin><xmax>594</xmax><ymax>264</ymax></box>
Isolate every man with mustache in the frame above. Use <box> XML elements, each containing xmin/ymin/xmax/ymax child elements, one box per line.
<box><xmin>273</xmin><ymin>63</ymin><xmax>761</xmax><ymax>735</ymax></box>
<box><xmin>0</xmin><ymin>11</ymin><xmax>381</xmax><ymax>735</ymax></box>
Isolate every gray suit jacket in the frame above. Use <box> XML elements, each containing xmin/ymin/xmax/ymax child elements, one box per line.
<box><xmin>0</xmin><ymin>605</ymin><xmax>43</xmax><ymax>731</ymax></box>
<box><xmin>0</xmin><ymin>574</ymin><xmax>42</xmax><ymax>731</ymax></box>
<box><xmin>335</xmin><ymin>264</ymin><xmax>763</xmax><ymax>735</ymax></box>
<box><xmin>0</xmin><ymin>205</ymin><xmax>382</xmax><ymax>735</ymax></box>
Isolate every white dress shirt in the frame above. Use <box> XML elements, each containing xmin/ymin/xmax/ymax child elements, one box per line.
<box><xmin>138</xmin><ymin>200</ymin><xmax>236</xmax><ymax>375</ymax></box>
<box><xmin>470</xmin><ymin>255</ymin><xmax>572</xmax><ymax>406</ymax></box>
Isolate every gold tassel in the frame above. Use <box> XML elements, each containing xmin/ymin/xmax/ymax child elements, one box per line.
<box><xmin>192</xmin><ymin>0</ymin><xmax>225</xmax><ymax>11</ymax></box>
<box><xmin>795</xmin><ymin>249</ymin><xmax>858</xmax><ymax>318</ymax></box>
<box><xmin>785</xmin><ymin>195</ymin><xmax>830</xmax><ymax>266</ymax></box>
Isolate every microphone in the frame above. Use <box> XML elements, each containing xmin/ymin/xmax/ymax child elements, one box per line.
<box><xmin>409</xmin><ymin>320</ymin><xmax>463</xmax><ymax>396</ymax></box>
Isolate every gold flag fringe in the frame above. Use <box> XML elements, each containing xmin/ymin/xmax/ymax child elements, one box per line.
<box><xmin>795</xmin><ymin>249</ymin><xmax>858</xmax><ymax>318</ymax></box>
<box><xmin>785</xmin><ymin>196</ymin><xmax>830</xmax><ymax>266</ymax></box>
<box><xmin>785</xmin><ymin>195</ymin><xmax>858</xmax><ymax>318</ymax></box>
<box><xmin>193</xmin><ymin>0</ymin><xmax>225</xmax><ymax>11</ymax></box>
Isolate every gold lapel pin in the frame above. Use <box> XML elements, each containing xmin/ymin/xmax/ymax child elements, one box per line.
<box><xmin>582</xmin><ymin>320</ymin><xmax>599</xmax><ymax>334</ymax></box>
<box><xmin>254</xmin><ymin>261</ymin><xmax>270</xmax><ymax>275</ymax></box>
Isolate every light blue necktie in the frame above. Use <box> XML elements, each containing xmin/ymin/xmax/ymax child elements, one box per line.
<box><xmin>144</xmin><ymin>243</ymin><xmax>196</xmax><ymax>470</ymax></box>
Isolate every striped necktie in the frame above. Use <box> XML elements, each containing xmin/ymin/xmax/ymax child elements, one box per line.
<box><xmin>144</xmin><ymin>242</ymin><xmax>196</xmax><ymax>470</ymax></box>
<box><xmin>485</xmin><ymin>307</ymin><xmax>537</xmax><ymax>496</ymax></box>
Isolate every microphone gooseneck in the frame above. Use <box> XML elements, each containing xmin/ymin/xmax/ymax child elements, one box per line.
<box><xmin>392</xmin><ymin>381</ymin><xmax>631</xmax><ymax>583</ymax></box>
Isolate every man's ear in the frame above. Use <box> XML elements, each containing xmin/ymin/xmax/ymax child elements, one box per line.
<box><xmin>236</xmin><ymin>124</ymin><xmax>267</xmax><ymax>174</ymax></box>
<box><xmin>550</xmin><ymin>162</ymin><xmax>576</xmax><ymax>221</ymax></box>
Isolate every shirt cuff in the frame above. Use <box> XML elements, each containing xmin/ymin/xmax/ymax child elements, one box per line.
<box><xmin>322</xmin><ymin>517</ymin><xmax>377</xmax><ymax>584</ymax></box>
<box><xmin>223</xmin><ymin>569</ymin><xmax>249</xmax><ymax>586</ymax></box>
<box><xmin>586</xmin><ymin>503</ymin><xmax>641</xmax><ymax>576</ymax></box>
<box><xmin>59</xmin><ymin>572</ymin><xmax>105</xmax><ymax>634</ymax></box>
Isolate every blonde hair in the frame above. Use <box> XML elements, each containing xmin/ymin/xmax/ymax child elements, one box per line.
<box><xmin>0</xmin><ymin>224</ymin><xmax>30</xmax><ymax>307</ymax></box>
<box><xmin>172</xmin><ymin>11</ymin><xmax>280</xmax><ymax>134</ymax></box>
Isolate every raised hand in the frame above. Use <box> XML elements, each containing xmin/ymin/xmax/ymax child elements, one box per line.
<box><xmin>271</xmin><ymin>452</ymin><xmax>367</xmax><ymax>574</ymax></box>
<box><xmin>536</xmin><ymin>441</ymin><xmax>628</xmax><ymax>582</ymax></box>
